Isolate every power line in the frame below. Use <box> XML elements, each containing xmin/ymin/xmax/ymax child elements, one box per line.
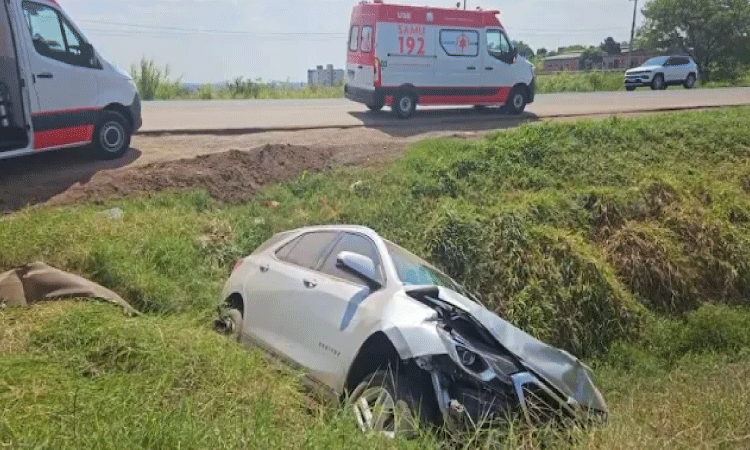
<box><xmin>79</xmin><ymin>19</ymin><xmax>344</xmax><ymax>36</ymax></box>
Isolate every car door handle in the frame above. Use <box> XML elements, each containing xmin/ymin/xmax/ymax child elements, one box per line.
<box><xmin>485</xmin><ymin>67</ymin><xmax>494</xmax><ymax>71</ymax></box>
<box><xmin>259</xmin><ymin>263</ymin><xmax>269</xmax><ymax>273</ymax></box>
<box><xmin>36</xmin><ymin>73</ymin><xmax>53</xmax><ymax>79</ymax></box>
<box><xmin>467</xmin><ymin>66</ymin><xmax>476</xmax><ymax>70</ymax></box>
<box><xmin>303</xmin><ymin>279</ymin><xmax>317</xmax><ymax>289</ymax></box>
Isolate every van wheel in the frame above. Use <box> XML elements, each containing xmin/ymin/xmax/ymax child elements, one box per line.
<box><xmin>393</xmin><ymin>91</ymin><xmax>417</xmax><ymax>119</ymax></box>
<box><xmin>94</xmin><ymin>111</ymin><xmax>131</xmax><ymax>160</ymax></box>
<box><xmin>504</xmin><ymin>86</ymin><xmax>528</xmax><ymax>115</ymax></box>
<box><xmin>367</xmin><ymin>100</ymin><xmax>384</xmax><ymax>112</ymax></box>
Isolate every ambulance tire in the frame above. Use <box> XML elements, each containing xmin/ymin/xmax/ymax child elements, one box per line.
<box><xmin>393</xmin><ymin>91</ymin><xmax>417</xmax><ymax>119</ymax></box>
<box><xmin>93</xmin><ymin>111</ymin><xmax>132</xmax><ymax>160</ymax></box>
<box><xmin>504</xmin><ymin>86</ymin><xmax>528</xmax><ymax>115</ymax></box>
<box><xmin>367</xmin><ymin>101</ymin><xmax>384</xmax><ymax>112</ymax></box>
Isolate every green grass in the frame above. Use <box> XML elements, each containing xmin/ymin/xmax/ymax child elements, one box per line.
<box><xmin>2</xmin><ymin>107</ymin><xmax>750</xmax><ymax>448</ymax></box>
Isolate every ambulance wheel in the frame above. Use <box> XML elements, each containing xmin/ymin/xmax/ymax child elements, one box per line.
<box><xmin>504</xmin><ymin>86</ymin><xmax>528</xmax><ymax>115</ymax></box>
<box><xmin>393</xmin><ymin>91</ymin><xmax>417</xmax><ymax>119</ymax></box>
<box><xmin>367</xmin><ymin>101</ymin><xmax>384</xmax><ymax>112</ymax></box>
<box><xmin>94</xmin><ymin>111</ymin><xmax>131</xmax><ymax>160</ymax></box>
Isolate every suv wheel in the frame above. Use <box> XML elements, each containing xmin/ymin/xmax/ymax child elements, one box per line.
<box><xmin>350</xmin><ymin>369</ymin><xmax>438</xmax><ymax>438</ymax></box>
<box><xmin>392</xmin><ymin>91</ymin><xmax>417</xmax><ymax>119</ymax></box>
<box><xmin>684</xmin><ymin>73</ymin><xmax>696</xmax><ymax>89</ymax></box>
<box><xmin>651</xmin><ymin>74</ymin><xmax>666</xmax><ymax>90</ymax></box>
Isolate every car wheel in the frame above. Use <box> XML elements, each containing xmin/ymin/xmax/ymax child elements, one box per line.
<box><xmin>504</xmin><ymin>86</ymin><xmax>528</xmax><ymax>115</ymax></box>
<box><xmin>626</xmin><ymin>86</ymin><xmax>636</xmax><ymax>91</ymax></box>
<box><xmin>684</xmin><ymin>73</ymin><xmax>696</xmax><ymax>89</ymax></box>
<box><xmin>93</xmin><ymin>110</ymin><xmax>132</xmax><ymax>160</ymax></box>
<box><xmin>651</xmin><ymin>74</ymin><xmax>665</xmax><ymax>91</ymax></box>
<box><xmin>216</xmin><ymin>308</ymin><xmax>242</xmax><ymax>342</ymax></box>
<box><xmin>392</xmin><ymin>91</ymin><xmax>417</xmax><ymax>119</ymax></box>
<box><xmin>350</xmin><ymin>369</ymin><xmax>437</xmax><ymax>438</ymax></box>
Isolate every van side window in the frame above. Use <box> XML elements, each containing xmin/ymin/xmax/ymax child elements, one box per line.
<box><xmin>22</xmin><ymin>2</ymin><xmax>97</xmax><ymax>69</ymax></box>
<box><xmin>439</xmin><ymin>30</ymin><xmax>479</xmax><ymax>57</ymax></box>
<box><xmin>361</xmin><ymin>26</ymin><xmax>373</xmax><ymax>53</ymax></box>
<box><xmin>486</xmin><ymin>29</ymin><xmax>515</xmax><ymax>64</ymax></box>
<box><xmin>349</xmin><ymin>26</ymin><xmax>360</xmax><ymax>52</ymax></box>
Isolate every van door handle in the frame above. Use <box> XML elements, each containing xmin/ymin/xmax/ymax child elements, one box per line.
<box><xmin>37</xmin><ymin>73</ymin><xmax>53</xmax><ymax>79</ymax></box>
<box><xmin>485</xmin><ymin>67</ymin><xmax>494</xmax><ymax>71</ymax></box>
<box><xmin>467</xmin><ymin>66</ymin><xmax>476</xmax><ymax>70</ymax></box>
<box><xmin>303</xmin><ymin>279</ymin><xmax>317</xmax><ymax>289</ymax></box>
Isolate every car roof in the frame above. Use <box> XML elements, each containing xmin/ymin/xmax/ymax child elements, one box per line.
<box><xmin>279</xmin><ymin>225</ymin><xmax>379</xmax><ymax>238</ymax></box>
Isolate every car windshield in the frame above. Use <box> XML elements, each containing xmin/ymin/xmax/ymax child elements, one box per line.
<box><xmin>385</xmin><ymin>241</ymin><xmax>474</xmax><ymax>300</ymax></box>
<box><xmin>642</xmin><ymin>57</ymin><xmax>668</xmax><ymax>67</ymax></box>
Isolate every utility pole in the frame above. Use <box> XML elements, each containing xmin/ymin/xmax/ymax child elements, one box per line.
<box><xmin>464</xmin><ymin>0</ymin><xmax>467</xmax><ymax>10</ymax></box>
<box><xmin>628</xmin><ymin>0</ymin><xmax>638</xmax><ymax>69</ymax></box>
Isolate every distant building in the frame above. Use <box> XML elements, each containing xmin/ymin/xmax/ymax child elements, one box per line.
<box><xmin>543</xmin><ymin>49</ymin><xmax>661</xmax><ymax>72</ymax></box>
<box><xmin>308</xmin><ymin>64</ymin><xmax>344</xmax><ymax>87</ymax></box>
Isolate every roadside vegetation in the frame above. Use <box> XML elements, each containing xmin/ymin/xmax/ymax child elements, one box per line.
<box><xmin>2</xmin><ymin>108</ymin><xmax>750</xmax><ymax>448</ymax></box>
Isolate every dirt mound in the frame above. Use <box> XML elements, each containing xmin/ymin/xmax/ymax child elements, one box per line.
<box><xmin>50</xmin><ymin>144</ymin><xmax>335</xmax><ymax>205</ymax></box>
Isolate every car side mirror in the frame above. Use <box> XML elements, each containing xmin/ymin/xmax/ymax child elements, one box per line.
<box><xmin>81</xmin><ymin>43</ymin><xmax>94</xmax><ymax>60</ymax></box>
<box><xmin>337</xmin><ymin>251</ymin><xmax>382</xmax><ymax>289</ymax></box>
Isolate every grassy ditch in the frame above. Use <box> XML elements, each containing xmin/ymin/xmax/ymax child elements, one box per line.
<box><xmin>2</xmin><ymin>108</ymin><xmax>750</xmax><ymax>448</ymax></box>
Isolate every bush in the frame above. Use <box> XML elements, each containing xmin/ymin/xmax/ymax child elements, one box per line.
<box><xmin>130</xmin><ymin>58</ymin><xmax>186</xmax><ymax>100</ymax></box>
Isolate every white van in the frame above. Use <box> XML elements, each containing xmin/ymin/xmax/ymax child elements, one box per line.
<box><xmin>344</xmin><ymin>1</ymin><xmax>536</xmax><ymax>119</ymax></box>
<box><xmin>1</xmin><ymin>0</ymin><xmax>140</xmax><ymax>161</ymax></box>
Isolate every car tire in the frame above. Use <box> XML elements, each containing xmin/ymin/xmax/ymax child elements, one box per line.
<box><xmin>350</xmin><ymin>369</ymin><xmax>439</xmax><ymax>438</ymax></box>
<box><xmin>504</xmin><ymin>86</ymin><xmax>528</xmax><ymax>115</ymax></box>
<box><xmin>219</xmin><ymin>308</ymin><xmax>243</xmax><ymax>342</ymax></box>
<box><xmin>684</xmin><ymin>73</ymin><xmax>696</xmax><ymax>89</ymax></box>
<box><xmin>651</xmin><ymin>74</ymin><xmax>665</xmax><ymax>91</ymax></box>
<box><xmin>392</xmin><ymin>91</ymin><xmax>417</xmax><ymax>119</ymax></box>
<box><xmin>93</xmin><ymin>110</ymin><xmax>132</xmax><ymax>160</ymax></box>
<box><xmin>626</xmin><ymin>86</ymin><xmax>636</xmax><ymax>91</ymax></box>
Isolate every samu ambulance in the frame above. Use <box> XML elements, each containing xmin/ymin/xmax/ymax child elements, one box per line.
<box><xmin>344</xmin><ymin>1</ymin><xmax>535</xmax><ymax>119</ymax></box>
<box><xmin>1</xmin><ymin>0</ymin><xmax>140</xmax><ymax>161</ymax></box>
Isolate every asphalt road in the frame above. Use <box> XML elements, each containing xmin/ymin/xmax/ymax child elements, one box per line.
<box><xmin>140</xmin><ymin>87</ymin><xmax>750</xmax><ymax>133</ymax></box>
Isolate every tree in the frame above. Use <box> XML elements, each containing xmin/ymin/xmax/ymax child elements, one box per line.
<box><xmin>600</xmin><ymin>37</ymin><xmax>622</xmax><ymax>55</ymax></box>
<box><xmin>639</xmin><ymin>0</ymin><xmax>750</xmax><ymax>81</ymax></box>
<box><xmin>536</xmin><ymin>48</ymin><xmax>548</xmax><ymax>57</ymax></box>
<box><xmin>579</xmin><ymin>47</ymin><xmax>604</xmax><ymax>70</ymax></box>
<box><xmin>512</xmin><ymin>40</ymin><xmax>535</xmax><ymax>58</ymax></box>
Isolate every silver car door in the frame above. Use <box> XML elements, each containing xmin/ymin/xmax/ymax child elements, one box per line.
<box><xmin>244</xmin><ymin>231</ymin><xmax>339</xmax><ymax>363</ymax></box>
<box><xmin>290</xmin><ymin>232</ymin><xmax>386</xmax><ymax>389</ymax></box>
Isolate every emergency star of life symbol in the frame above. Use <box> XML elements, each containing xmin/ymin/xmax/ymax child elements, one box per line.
<box><xmin>457</xmin><ymin>33</ymin><xmax>469</xmax><ymax>52</ymax></box>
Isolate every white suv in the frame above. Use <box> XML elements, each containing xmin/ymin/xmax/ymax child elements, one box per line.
<box><xmin>625</xmin><ymin>56</ymin><xmax>698</xmax><ymax>91</ymax></box>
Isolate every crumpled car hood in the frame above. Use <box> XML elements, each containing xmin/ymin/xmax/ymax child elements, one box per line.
<box><xmin>405</xmin><ymin>286</ymin><xmax>608</xmax><ymax>414</ymax></box>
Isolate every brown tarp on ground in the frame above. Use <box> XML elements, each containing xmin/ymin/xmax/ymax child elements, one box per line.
<box><xmin>0</xmin><ymin>262</ymin><xmax>139</xmax><ymax>316</ymax></box>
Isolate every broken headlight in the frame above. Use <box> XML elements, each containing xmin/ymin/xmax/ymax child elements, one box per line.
<box><xmin>438</xmin><ymin>328</ymin><xmax>520</xmax><ymax>384</ymax></box>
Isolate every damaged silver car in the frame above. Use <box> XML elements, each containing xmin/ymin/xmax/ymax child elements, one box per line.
<box><xmin>216</xmin><ymin>225</ymin><xmax>607</xmax><ymax>435</ymax></box>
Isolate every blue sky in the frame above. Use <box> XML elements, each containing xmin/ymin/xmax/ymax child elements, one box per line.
<box><xmin>60</xmin><ymin>0</ymin><xmax>644</xmax><ymax>83</ymax></box>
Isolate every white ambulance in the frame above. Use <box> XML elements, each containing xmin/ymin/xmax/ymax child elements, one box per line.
<box><xmin>1</xmin><ymin>0</ymin><xmax>140</xmax><ymax>161</ymax></box>
<box><xmin>344</xmin><ymin>1</ymin><xmax>536</xmax><ymax>119</ymax></box>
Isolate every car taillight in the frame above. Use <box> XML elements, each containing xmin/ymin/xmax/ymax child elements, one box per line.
<box><xmin>374</xmin><ymin>58</ymin><xmax>382</xmax><ymax>87</ymax></box>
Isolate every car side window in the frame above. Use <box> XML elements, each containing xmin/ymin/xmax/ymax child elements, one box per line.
<box><xmin>22</xmin><ymin>1</ymin><xmax>94</xmax><ymax>68</ymax></box>
<box><xmin>277</xmin><ymin>232</ymin><xmax>338</xmax><ymax>269</ymax></box>
<box><xmin>320</xmin><ymin>233</ymin><xmax>382</xmax><ymax>285</ymax></box>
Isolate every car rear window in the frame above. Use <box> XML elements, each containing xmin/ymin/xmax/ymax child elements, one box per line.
<box><xmin>277</xmin><ymin>232</ymin><xmax>338</xmax><ymax>269</ymax></box>
<box><xmin>320</xmin><ymin>233</ymin><xmax>382</xmax><ymax>285</ymax></box>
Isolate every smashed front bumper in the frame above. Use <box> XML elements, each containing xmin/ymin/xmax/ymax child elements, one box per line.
<box><xmin>419</xmin><ymin>355</ymin><xmax>603</xmax><ymax>429</ymax></box>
